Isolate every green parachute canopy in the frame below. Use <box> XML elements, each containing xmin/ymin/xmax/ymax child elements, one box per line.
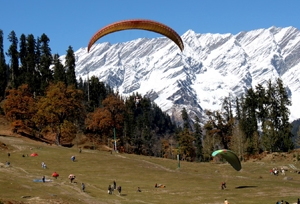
<box><xmin>212</xmin><ymin>149</ymin><xmax>241</xmax><ymax>171</ymax></box>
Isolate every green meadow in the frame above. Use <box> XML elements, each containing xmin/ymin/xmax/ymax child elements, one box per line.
<box><xmin>1</xmin><ymin>135</ymin><xmax>300</xmax><ymax>204</ymax></box>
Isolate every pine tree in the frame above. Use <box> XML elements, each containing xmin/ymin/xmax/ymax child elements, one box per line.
<box><xmin>65</xmin><ymin>46</ymin><xmax>77</xmax><ymax>88</ymax></box>
<box><xmin>181</xmin><ymin>108</ymin><xmax>190</xmax><ymax>132</ymax></box>
<box><xmin>0</xmin><ymin>30</ymin><xmax>7</xmax><ymax>100</ymax></box>
<box><xmin>241</xmin><ymin>88</ymin><xmax>258</xmax><ymax>154</ymax></box>
<box><xmin>256</xmin><ymin>84</ymin><xmax>268</xmax><ymax>128</ymax></box>
<box><xmin>18</xmin><ymin>34</ymin><xmax>27</xmax><ymax>85</ymax></box>
<box><xmin>25</xmin><ymin>34</ymin><xmax>37</xmax><ymax>93</ymax></box>
<box><xmin>178</xmin><ymin>107</ymin><xmax>195</xmax><ymax>161</ymax></box>
<box><xmin>53</xmin><ymin>53</ymin><xmax>66</xmax><ymax>84</ymax></box>
<box><xmin>39</xmin><ymin>33</ymin><xmax>53</xmax><ymax>94</ymax></box>
<box><xmin>235</xmin><ymin>96</ymin><xmax>241</xmax><ymax>121</ymax></box>
<box><xmin>7</xmin><ymin>30</ymin><xmax>19</xmax><ymax>88</ymax></box>
<box><xmin>276</xmin><ymin>78</ymin><xmax>294</xmax><ymax>151</ymax></box>
<box><xmin>194</xmin><ymin>115</ymin><xmax>203</xmax><ymax>161</ymax></box>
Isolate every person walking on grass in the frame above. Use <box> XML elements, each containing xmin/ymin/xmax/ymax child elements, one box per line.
<box><xmin>82</xmin><ymin>183</ymin><xmax>85</xmax><ymax>192</ymax></box>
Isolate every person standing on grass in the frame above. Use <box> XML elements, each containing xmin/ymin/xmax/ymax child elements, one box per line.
<box><xmin>298</xmin><ymin>198</ymin><xmax>300</xmax><ymax>204</ymax></box>
<box><xmin>113</xmin><ymin>180</ymin><xmax>116</xmax><ymax>189</ymax></box>
<box><xmin>117</xmin><ymin>186</ymin><xmax>121</xmax><ymax>195</ymax></box>
<box><xmin>82</xmin><ymin>183</ymin><xmax>85</xmax><ymax>192</ymax></box>
<box><xmin>42</xmin><ymin>176</ymin><xmax>45</xmax><ymax>183</ymax></box>
<box><xmin>8</xmin><ymin>152</ymin><xmax>10</xmax><ymax>157</ymax></box>
<box><xmin>108</xmin><ymin>185</ymin><xmax>112</xmax><ymax>194</ymax></box>
<box><xmin>224</xmin><ymin>199</ymin><xmax>229</xmax><ymax>204</ymax></box>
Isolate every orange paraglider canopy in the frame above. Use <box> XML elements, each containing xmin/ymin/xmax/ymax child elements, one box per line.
<box><xmin>30</xmin><ymin>153</ymin><xmax>38</xmax><ymax>156</ymax></box>
<box><xmin>88</xmin><ymin>19</ymin><xmax>184</xmax><ymax>52</ymax></box>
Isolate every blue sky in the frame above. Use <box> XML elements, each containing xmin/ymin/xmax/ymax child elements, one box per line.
<box><xmin>1</xmin><ymin>0</ymin><xmax>300</xmax><ymax>57</ymax></box>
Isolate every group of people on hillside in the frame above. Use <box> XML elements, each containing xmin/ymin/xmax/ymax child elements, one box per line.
<box><xmin>276</xmin><ymin>200</ymin><xmax>290</xmax><ymax>204</ymax></box>
<box><xmin>270</xmin><ymin>167</ymin><xmax>286</xmax><ymax>176</ymax></box>
<box><xmin>108</xmin><ymin>180</ymin><xmax>122</xmax><ymax>195</ymax></box>
<box><xmin>274</xmin><ymin>197</ymin><xmax>300</xmax><ymax>203</ymax></box>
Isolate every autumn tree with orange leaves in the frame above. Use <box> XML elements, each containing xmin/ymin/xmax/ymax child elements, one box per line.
<box><xmin>33</xmin><ymin>82</ymin><xmax>84</xmax><ymax>145</ymax></box>
<box><xmin>86</xmin><ymin>93</ymin><xmax>125</xmax><ymax>143</ymax></box>
<box><xmin>3</xmin><ymin>84</ymin><xmax>36</xmax><ymax>133</ymax></box>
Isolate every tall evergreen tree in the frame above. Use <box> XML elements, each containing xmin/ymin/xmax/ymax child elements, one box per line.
<box><xmin>256</xmin><ymin>84</ymin><xmax>268</xmax><ymax>127</ymax></box>
<box><xmin>194</xmin><ymin>115</ymin><xmax>203</xmax><ymax>161</ymax></box>
<box><xmin>65</xmin><ymin>46</ymin><xmax>77</xmax><ymax>88</ymax></box>
<box><xmin>18</xmin><ymin>34</ymin><xmax>27</xmax><ymax>85</ymax></box>
<box><xmin>241</xmin><ymin>88</ymin><xmax>258</xmax><ymax>154</ymax></box>
<box><xmin>276</xmin><ymin>78</ymin><xmax>294</xmax><ymax>151</ymax></box>
<box><xmin>181</xmin><ymin>108</ymin><xmax>190</xmax><ymax>132</ymax></box>
<box><xmin>235</xmin><ymin>96</ymin><xmax>241</xmax><ymax>121</ymax></box>
<box><xmin>39</xmin><ymin>33</ymin><xmax>53</xmax><ymax>94</ymax></box>
<box><xmin>7</xmin><ymin>31</ymin><xmax>19</xmax><ymax>88</ymax></box>
<box><xmin>0</xmin><ymin>30</ymin><xmax>7</xmax><ymax>100</ymax></box>
<box><xmin>53</xmin><ymin>53</ymin><xmax>66</xmax><ymax>84</ymax></box>
<box><xmin>25</xmin><ymin>34</ymin><xmax>37</xmax><ymax>93</ymax></box>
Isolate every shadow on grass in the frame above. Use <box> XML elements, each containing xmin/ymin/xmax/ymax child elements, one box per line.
<box><xmin>235</xmin><ymin>186</ymin><xmax>258</xmax><ymax>189</ymax></box>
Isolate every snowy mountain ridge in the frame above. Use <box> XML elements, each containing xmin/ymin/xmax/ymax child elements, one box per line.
<box><xmin>66</xmin><ymin>26</ymin><xmax>300</xmax><ymax>123</ymax></box>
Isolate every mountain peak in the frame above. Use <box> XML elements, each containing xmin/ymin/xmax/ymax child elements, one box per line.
<box><xmin>71</xmin><ymin>26</ymin><xmax>300</xmax><ymax>123</ymax></box>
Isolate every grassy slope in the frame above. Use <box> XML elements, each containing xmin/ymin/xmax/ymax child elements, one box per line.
<box><xmin>1</xmin><ymin>118</ymin><xmax>300</xmax><ymax>203</ymax></box>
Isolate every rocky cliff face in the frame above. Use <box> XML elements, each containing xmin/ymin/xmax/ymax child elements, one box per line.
<box><xmin>64</xmin><ymin>26</ymin><xmax>300</xmax><ymax>123</ymax></box>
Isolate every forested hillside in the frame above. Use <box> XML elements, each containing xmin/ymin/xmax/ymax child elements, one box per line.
<box><xmin>0</xmin><ymin>29</ymin><xmax>298</xmax><ymax>163</ymax></box>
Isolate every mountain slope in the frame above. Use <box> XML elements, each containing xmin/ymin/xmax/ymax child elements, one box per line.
<box><xmin>66</xmin><ymin>26</ymin><xmax>300</xmax><ymax>123</ymax></box>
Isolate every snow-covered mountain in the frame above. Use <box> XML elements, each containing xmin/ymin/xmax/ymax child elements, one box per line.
<box><xmin>67</xmin><ymin>26</ymin><xmax>300</xmax><ymax>123</ymax></box>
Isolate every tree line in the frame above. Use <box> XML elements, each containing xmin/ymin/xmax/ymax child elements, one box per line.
<box><xmin>199</xmin><ymin>78</ymin><xmax>295</xmax><ymax>161</ymax></box>
<box><xmin>0</xmin><ymin>30</ymin><xmax>176</xmax><ymax>156</ymax></box>
<box><xmin>0</xmin><ymin>29</ymin><xmax>297</xmax><ymax>162</ymax></box>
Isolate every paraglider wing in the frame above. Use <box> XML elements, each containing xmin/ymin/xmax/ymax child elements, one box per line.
<box><xmin>88</xmin><ymin>19</ymin><xmax>184</xmax><ymax>52</ymax></box>
<box><xmin>212</xmin><ymin>149</ymin><xmax>241</xmax><ymax>171</ymax></box>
